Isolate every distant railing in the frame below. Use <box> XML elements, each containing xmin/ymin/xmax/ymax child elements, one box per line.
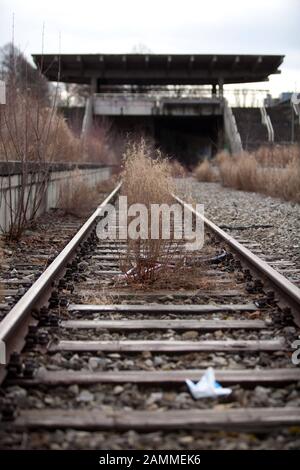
<box><xmin>260</xmin><ymin>107</ymin><xmax>274</xmax><ymax>142</ymax></box>
<box><xmin>94</xmin><ymin>90</ymin><xmax>218</xmax><ymax>102</ymax></box>
<box><xmin>0</xmin><ymin>161</ymin><xmax>110</xmax><ymax>176</ymax></box>
<box><xmin>223</xmin><ymin>99</ymin><xmax>243</xmax><ymax>154</ymax></box>
<box><xmin>224</xmin><ymin>89</ymin><xmax>269</xmax><ymax>108</ymax></box>
<box><xmin>94</xmin><ymin>87</ymin><xmax>269</xmax><ymax>108</ymax></box>
<box><xmin>81</xmin><ymin>95</ymin><xmax>94</xmax><ymax>136</ymax></box>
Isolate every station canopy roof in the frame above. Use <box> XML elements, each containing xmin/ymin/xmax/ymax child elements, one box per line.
<box><xmin>32</xmin><ymin>53</ymin><xmax>284</xmax><ymax>86</ymax></box>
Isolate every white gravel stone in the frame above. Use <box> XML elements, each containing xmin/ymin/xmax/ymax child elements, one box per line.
<box><xmin>76</xmin><ymin>390</ymin><xmax>94</xmax><ymax>403</ymax></box>
<box><xmin>177</xmin><ymin>179</ymin><xmax>300</xmax><ymax>285</ymax></box>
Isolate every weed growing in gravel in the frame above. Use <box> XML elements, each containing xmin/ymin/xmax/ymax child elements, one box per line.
<box><xmin>194</xmin><ymin>159</ymin><xmax>218</xmax><ymax>182</ymax></box>
<box><xmin>121</xmin><ymin>139</ymin><xmax>176</xmax><ymax>282</ymax></box>
<box><xmin>57</xmin><ymin>170</ymin><xmax>99</xmax><ymax>217</ymax></box>
<box><xmin>193</xmin><ymin>145</ymin><xmax>300</xmax><ymax>203</ymax></box>
<box><xmin>168</xmin><ymin>160</ymin><xmax>188</xmax><ymax>178</ymax></box>
<box><xmin>96</xmin><ymin>175</ymin><xmax>120</xmax><ymax>194</ymax></box>
<box><xmin>218</xmin><ymin>146</ymin><xmax>300</xmax><ymax>202</ymax></box>
<box><xmin>120</xmin><ymin>139</ymin><xmax>190</xmax><ymax>284</ymax></box>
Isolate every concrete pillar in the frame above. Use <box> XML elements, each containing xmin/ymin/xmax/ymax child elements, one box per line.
<box><xmin>81</xmin><ymin>77</ymin><xmax>97</xmax><ymax>137</ymax></box>
<box><xmin>90</xmin><ymin>77</ymin><xmax>97</xmax><ymax>94</ymax></box>
<box><xmin>218</xmin><ymin>78</ymin><xmax>224</xmax><ymax>98</ymax></box>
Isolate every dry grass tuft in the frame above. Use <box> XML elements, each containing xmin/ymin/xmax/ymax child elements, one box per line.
<box><xmin>57</xmin><ymin>170</ymin><xmax>99</xmax><ymax>217</ymax></box>
<box><xmin>79</xmin><ymin>291</ymin><xmax>115</xmax><ymax>305</ymax></box>
<box><xmin>117</xmin><ymin>264</ymin><xmax>214</xmax><ymax>291</ymax></box>
<box><xmin>194</xmin><ymin>159</ymin><xmax>218</xmax><ymax>182</ymax></box>
<box><xmin>218</xmin><ymin>152</ymin><xmax>257</xmax><ymax>191</ymax></box>
<box><xmin>122</xmin><ymin>139</ymin><xmax>174</xmax><ymax>207</ymax></box>
<box><xmin>0</xmin><ymin>92</ymin><xmax>72</xmax><ymax>163</ymax></box>
<box><xmin>192</xmin><ymin>145</ymin><xmax>300</xmax><ymax>202</ymax></box>
<box><xmin>215</xmin><ymin>150</ymin><xmax>230</xmax><ymax>166</ymax></box>
<box><xmin>217</xmin><ymin>145</ymin><xmax>300</xmax><ymax>202</ymax></box>
<box><xmin>168</xmin><ymin>160</ymin><xmax>188</xmax><ymax>178</ymax></box>
<box><xmin>120</xmin><ymin>139</ymin><xmax>186</xmax><ymax>284</ymax></box>
<box><xmin>96</xmin><ymin>175</ymin><xmax>120</xmax><ymax>194</ymax></box>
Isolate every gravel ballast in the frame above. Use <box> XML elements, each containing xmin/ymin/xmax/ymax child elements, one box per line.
<box><xmin>177</xmin><ymin>180</ymin><xmax>300</xmax><ymax>286</ymax></box>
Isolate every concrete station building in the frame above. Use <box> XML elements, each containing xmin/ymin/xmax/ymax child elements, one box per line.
<box><xmin>33</xmin><ymin>53</ymin><xmax>299</xmax><ymax>165</ymax></box>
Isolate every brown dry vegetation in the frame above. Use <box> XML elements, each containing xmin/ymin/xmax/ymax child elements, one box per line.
<box><xmin>119</xmin><ymin>141</ymin><xmax>213</xmax><ymax>288</ymax></box>
<box><xmin>116</xmin><ymin>264</ymin><xmax>215</xmax><ymax>291</ymax></box>
<box><xmin>168</xmin><ymin>159</ymin><xmax>188</xmax><ymax>178</ymax></box>
<box><xmin>57</xmin><ymin>170</ymin><xmax>100</xmax><ymax>218</ymax></box>
<box><xmin>120</xmin><ymin>139</ymin><xmax>185</xmax><ymax>284</ymax></box>
<box><xmin>0</xmin><ymin>86</ymin><xmax>118</xmax><ymax>239</ymax></box>
<box><xmin>96</xmin><ymin>175</ymin><xmax>120</xmax><ymax>194</ymax></box>
<box><xmin>58</xmin><ymin>171</ymin><xmax>121</xmax><ymax>218</ymax></box>
<box><xmin>219</xmin><ymin>146</ymin><xmax>300</xmax><ymax>202</ymax></box>
<box><xmin>0</xmin><ymin>91</ymin><xmax>114</xmax><ymax>165</ymax></box>
<box><xmin>193</xmin><ymin>145</ymin><xmax>300</xmax><ymax>203</ymax></box>
<box><xmin>122</xmin><ymin>140</ymin><xmax>174</xmax><ymax>206</ymax></box>
<box><xmin>194</xmin><ymin>159</ymin><xmax>218</xmax><ymax>182</ymax></box>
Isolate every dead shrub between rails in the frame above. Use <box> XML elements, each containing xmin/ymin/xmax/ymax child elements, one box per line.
<box><xmin>118</xmin><ymin>139</ymin><xmax>207</xmax><ymax>285</ymax></box>
<box><xmin>117</xmin><ymin>244</ymin><xmax>215</xmax><ymax>291</ymax></box>
<box><xmin>119</xmin><ymin>139</ymin><xmax>176</xmax><ymax>283</ymax></box>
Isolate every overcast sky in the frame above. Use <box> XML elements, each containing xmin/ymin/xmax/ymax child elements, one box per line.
<box><xmin>1</xmin><ymin>0</ymin><xmax>299</xmax><ymax>96</ymax></box>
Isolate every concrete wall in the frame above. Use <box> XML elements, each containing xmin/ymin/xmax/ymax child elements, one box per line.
<box><xmin>93</xmin><ymin>94</ymin><xmax>222</xmax><ymax>117</ymax></box>
<box><xmin>0</xmin><ymin>162</ymin><xmax>111</xmax><ymax>233</ymax></box>
<box><xmin>94</xmin><ymin>95</ymin><xmax>155</xmax><ymax>116</ymax></box>
<box><xmin>224</xmin><ymin>100</ymin><xmax>243</xmax><ymax>154</ymax></box>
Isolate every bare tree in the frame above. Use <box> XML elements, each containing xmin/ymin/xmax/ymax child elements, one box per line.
<box><xmin>0</xmin><ymin>44</ymin><xmax>61</xmax><ymax>239</ymax></box>
<box><xmin>0</xmin><ymin>43</ymin><xmax>49</xmax><ymax>105</ymax></box>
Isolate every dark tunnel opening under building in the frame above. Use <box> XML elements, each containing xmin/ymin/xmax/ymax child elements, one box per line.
<box><xmin>94</xmin><ymin>115</ymin><xmax>224</xmax><ymax>168</ymax></box>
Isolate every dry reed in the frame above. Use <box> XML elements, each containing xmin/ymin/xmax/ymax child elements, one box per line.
<box><xmin>120</xmin><ymin>139</ymin><xmax>186</xmax><ymax>284</ymax></box>
<box><xmin>192</xmin><ymin>146</ymin><xmax>300</xmax><ymax>203</ymax></box>
<box><xmin>57</xmin><ymin>170</ymin><xmax>99</xmax><ymax>217</ymax></box>
<box><xmin>168</xmin><ymin>160</ymin><xmax>187</xmax><ymax>178</ymax></box>
<box><xmin>0</xmin><ymin>91</ymin><xmax>115</xmax><ymax>165</ymax></box>
<box><xmin>217</xmin><ymin>145</ymin><xmax>300</xmax><ymax>202</ymax></box>
<box><xmin>194</xmin><ymin>159</ymin><xmax>218</xmax><ymax>182</ymax></box>
<box><xmin>96</xmin><ymin>175</ymin><xmax>119</xmax><ymax>194</ymax></box>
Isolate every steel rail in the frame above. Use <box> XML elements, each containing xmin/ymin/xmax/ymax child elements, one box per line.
<box><xmin>0</xmin><ymin>183</ymin><xmax>121</xmax><ymax>379</ymax></box>
<box><xmin>174</xmin><ymin>194</ymin><xmax>300</xmax><ymax>325</ymax></box>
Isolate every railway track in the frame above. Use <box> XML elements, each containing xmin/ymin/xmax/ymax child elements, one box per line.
<box><xmin>0</xmin><ymin>183</ymin><xmax>300</xmax><ymax>449</ymax></box>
